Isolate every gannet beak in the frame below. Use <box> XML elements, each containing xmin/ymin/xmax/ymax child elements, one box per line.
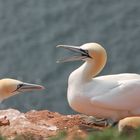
<box><xmin>56</xmin><ymin>45</ymin><xmax>91</xmax><ymax>63</ymax></box>
<box><xmin>16</xmin><ymin>83</ymin><xmax>45</xmax><ymax>92</ymax></box>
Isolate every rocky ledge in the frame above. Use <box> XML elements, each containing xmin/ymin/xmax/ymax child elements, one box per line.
<box><xmin>0</xmin><ymin>109</ymin><xmax>103</xmax><ymax>139</ymax></box>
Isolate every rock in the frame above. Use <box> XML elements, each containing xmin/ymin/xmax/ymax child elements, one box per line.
<box><xmin>0</xmin><ymin>109</ymin><xmax>102</xmax><ymax>139</ymax></box>
<box><xmin>0</xmin><ymin>116</ymin><xmax>10</xmax><ymax>126</ymax></box>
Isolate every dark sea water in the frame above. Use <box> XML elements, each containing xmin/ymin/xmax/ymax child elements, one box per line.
<box><xmin>0</xmin><ymin>0</ymin><xmax>140</xmax><ymax>114</ymax></box>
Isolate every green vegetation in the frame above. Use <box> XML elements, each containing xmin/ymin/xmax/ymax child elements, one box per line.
<box><xmin>49</xmin><ymin>131</ymin><xmax>67</xmax><ymax>140</ymax></box>
<box><xmin>86</xmin><ymin>128</ymin><xmax>131</xmax><ymax>140</ymax></box>
<box><xmin>49</xmin><ymin>127</ymin><xmax>140</xmax><ymax>140</ymax></box>
<box><xmin>0</xmin><ymin>135</ymin><xmax>6</xmax><ymax>140</ymax></box>
<box><xmin>0</xmin><ymin>128</ymin><xmax>140</xmax><ymax>140</ymax></box>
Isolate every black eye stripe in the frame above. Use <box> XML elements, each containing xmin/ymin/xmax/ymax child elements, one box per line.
<box><xmin>16</xmin><ymin>83</ymin><xmax>23</xmax><ymax>90</ymax></box>
<box><xmin>80</xmin><ymin>49</ymin><xmax>91</xmax><ymax>58</ymax></box>
<box><xmin>12</xmin><ymin>83</ymin><xmax>24</xmax><ymax>93</ymax></box>
<box><xmin>80</xmin><ymin>48</ymin><xmax>86</xmax><ymax>53</ymax></box>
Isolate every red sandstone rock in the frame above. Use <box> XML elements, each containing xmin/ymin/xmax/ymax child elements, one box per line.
<box><xmin>0</xmin><ymin>109</ymin><xmax>102</xmax><ymax>139</ymax></box>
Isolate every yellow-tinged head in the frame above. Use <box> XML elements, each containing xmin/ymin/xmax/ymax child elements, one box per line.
<box><xmin>57</xmin><ymin>43</ymin><xmax>107</xmax><ymax>77</ymax></box>
<box><xmin>56</xmin><ymin>42</ymin><xmax>107</xmax><ymax>64</ymax></box>
<box><xmin>81</xmin><ymin>43</ymin><xmax>107</xmax><ymax>62</ymax></box>
<box><xmin>0</xmin><ymin>78</ymin><xmax>45</xmax><ymax>101</ymax></box>
<box><xmin>118</xmin><ymin>117</ymin><xmax>140</xmax><ymax>133</ymax></box>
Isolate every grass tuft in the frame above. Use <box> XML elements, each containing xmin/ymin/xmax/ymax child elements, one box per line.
<box><xmin>1</xmin><ymin>127</ymin><xmax>140</xmax><ymax>140</ymax></box>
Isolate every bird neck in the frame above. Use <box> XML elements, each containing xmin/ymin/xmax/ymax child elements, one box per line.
<box><xmin>0</xmin><ymin>86</ymin><xmax>11</xmax><ymax>101</ymax></box>
<box><xmin>84</xmin><ymin>60</ymin><xmax>106</xmax><ymax>80</ymax></box>
<box><xmin>70</xmin><ymin>57</ymin><xmax>106</xmax><ymax>83</ymax></box>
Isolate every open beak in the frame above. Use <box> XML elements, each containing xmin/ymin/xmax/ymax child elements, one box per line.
<box><xmin>56</xmin><ymin>45</ymin><xmax>91</xmax><ymax>63</ymax></box>
<box><xmin>16</xmin><ymin>83</ymin><xmax>45</xmax><ymax>92</ymax></box>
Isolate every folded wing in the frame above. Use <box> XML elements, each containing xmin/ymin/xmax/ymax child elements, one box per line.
<box><xmin>90</xmin><ymin>79</ymin><xmax>140</xmax><ymax>110</ymax></box>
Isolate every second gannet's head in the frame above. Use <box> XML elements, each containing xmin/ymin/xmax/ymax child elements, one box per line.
<box><xmin>56</xmin><ymin>43</ymin><xmax>107</xmax><ymax>64</ymax></box>
<box><xmin>0</xmin><ymin>78</ymin><xmax>45</xmax><ymax>101</ymax></box>
<box><xmin>118</xmin><ymin>117</ymin><xmax>140</xmax><ymax>133</ymax></box>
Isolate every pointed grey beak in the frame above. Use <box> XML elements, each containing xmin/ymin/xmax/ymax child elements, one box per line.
<box><xmin>16</xmin><ymin>83</ymin><xmax>45</xmax><ymax>92</ymax></box>
<box><xmin>56</xmin><ymin>45</ymin><xmax>91</xmax><ymax>63</ymax></box>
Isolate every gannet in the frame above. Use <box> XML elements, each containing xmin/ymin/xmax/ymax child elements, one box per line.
<box><xmin>57</xmin><ymin>43</ymin><xmax>140</xmax><ymax>126</ymax></box>
<box><xmin>118</xmin><ymin>117</ymin><xmax>140</xmax><ymax>132</ymax></box>
<box><xmin>0</xmin><ymin>78</ymin><xmax>44</xmax><ymax>101</ymax></box>
<box><xmin>0</xmin><ymin>78</ymin><xmax>44</xmax><ymax>125</ymax></box>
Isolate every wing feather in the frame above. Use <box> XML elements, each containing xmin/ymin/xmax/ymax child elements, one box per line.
<box><xmin>90</xmin><ymin>79</ymin><xmax>140</xmax><ymax>110</ymax></box>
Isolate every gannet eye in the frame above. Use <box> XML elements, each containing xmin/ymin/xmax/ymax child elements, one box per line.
<box><xmin>81</xmin><ymin>49</ymin><xmax>91</xmax><ymax>58</ymax></box>
<box><xmin>16</xmin><ymin>83</ymin><xmax>23</xmax><ymax>90</ymax></box>
<box><xmin>11</xmin><ymin>83</ymin><xmax>24</xmax><ymax>93</ymax></box>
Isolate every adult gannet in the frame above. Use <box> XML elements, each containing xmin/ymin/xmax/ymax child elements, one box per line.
<box><xmin>0</xmin><ymin>78</ymin><xmax>44</xmax><ymax>101</ymax></box>
<box><xmin>57</xmin><ymin>43</ymin><xmax>140</xmax><ymax>126</ymax></box>
<box><xmin>0</xmin><ymin>78</ymin><xmax>44</xmax><ymax>125</ymax></box>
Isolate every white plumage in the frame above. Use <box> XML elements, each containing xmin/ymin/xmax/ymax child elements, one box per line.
<box><xmin>57</xmin><ymin>43</ymin><xmax>140</xmax><ymax>124</ymax></box>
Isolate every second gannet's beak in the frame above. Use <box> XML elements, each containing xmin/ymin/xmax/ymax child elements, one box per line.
<box><xmin>15</xmin><ymin>83</ymin><xmax>45</xmax><ymax>92</ymax></box>
<box><xmin>56</xmin><ymin>45</ymin><xmax>91</xmax><ymax>63</ymax></box>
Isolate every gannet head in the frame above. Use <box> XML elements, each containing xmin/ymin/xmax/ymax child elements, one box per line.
<box><xmin>0</xmin><ymin>78</ymin><xmax>45</xmax><ymax>101</ymax></box>
<box><xmin>118</xmin><ymin>117</ymin><xmax>140</xmax><ymax>133</ymax></box>
<box><xmin>56</xmin><ymin>43</ymin><xmax>107</xmax><ymax>63</ymax></box>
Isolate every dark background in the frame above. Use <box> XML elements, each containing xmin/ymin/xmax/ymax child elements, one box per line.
<box><xmin>0</xmin><ymin>0</ymin><xmax>140</xmax><ymax>114</ymax></box>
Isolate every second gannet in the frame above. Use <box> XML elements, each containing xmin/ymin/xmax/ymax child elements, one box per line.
<box><xmin>118</xmin><ymin>117</ymin><xmax>140</xmax><ymax>132</ymax></box>
<box><xmin>0</xmin><ymin>78</ymin><xmax>44</xmax><ymax>101</ymax></box>
<box><xmin>0</xmin><ymin>78</ymin><xmax>44</xmax><ymax>125</ymax></box>
<box><xmin>57</xmin><ymin>43</ymin><xmax>140</xmax><ymax>126</ymax></box>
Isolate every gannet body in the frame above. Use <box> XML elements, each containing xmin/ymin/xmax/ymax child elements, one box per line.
<box><xmin>57</xmin><ymin>43</ymin><xmax>140</xmax><ymax>124</ymax></box>
<box><xmin>0</xmin><ymin>78</ymin><xmax>44</xmax><ymax>101</ymax></box>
